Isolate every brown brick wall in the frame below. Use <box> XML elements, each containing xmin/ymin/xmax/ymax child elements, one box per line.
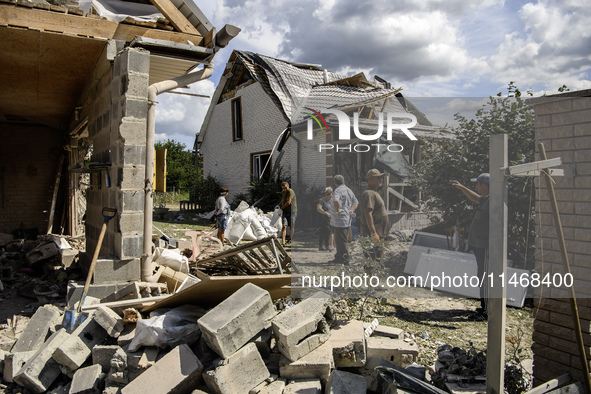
<box><xmin>530</xmin><ymin>95</ymin><xmax>591</xmax><ymax>384</ymax></box>
<box><xmin>0</xmin><ymin>124</ymin><xmax>65</xmax><ymax>235</ymax></box>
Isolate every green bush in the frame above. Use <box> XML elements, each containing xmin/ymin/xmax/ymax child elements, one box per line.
<box><xmin>193</xmin><ymin>175</ymin><xmax>220</xmax><ymax>212</ymax></box>
<box><xmin>230</xmin><ymin>168</ymin><xmax>288</xmax><ymax>212</ymax></box>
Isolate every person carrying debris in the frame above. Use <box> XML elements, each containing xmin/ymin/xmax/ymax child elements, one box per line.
<box><xmin>330</xmin><ymin>175</ymin><xmax>358</xmax><ymax>265</ymax></box>
<box><xmin>449</xmin><ymin>173</ymin><xmax>490</xmax><ymax>318</ymax></box>
<box><xmin>361</xmin><ymin>169</ymin><xmax>389</xmax><ymax>259</ymax></box>
<box><xmin>214</xmin><ymin>187</ymin><xmax>231</xmax><ymax>245</ymax></box>
<box><xmin>279</xmin><ymin>181</ymin><xmax>297</xmax><ymax>245</ymax></box>
<box><xmin>316</xmin><ymin>187</ymin><xmax>334</xmax><ymax>251</ymax></box>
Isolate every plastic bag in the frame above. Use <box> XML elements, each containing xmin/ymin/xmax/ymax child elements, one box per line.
<box><xmin>153</xmin><ymin>247</ymin><xmax>189</xmax><ymax>273</ymax></box>
<box><xmin>128</xmin><ymin>305</ymin><xmax>205</xmax><ymax>352</ymax></box>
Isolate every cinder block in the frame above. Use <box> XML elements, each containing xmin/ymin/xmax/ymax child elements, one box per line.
<box><xmin>326</xmin><ymin>320</ymin><xmax>366</xmax><ymax>368</ymax></box>
<box><xmin>13</xmin><ymin>328</ymin><xmax>71</xmax><ymax>393</ymax></box>
<box><xmin>283</xmin><ymin>379</ymin><xmax>322</xmax><ymax>394</ymax></box>
<box><xmin>327</xmin><ymin>370</ymin><xmax>367</xmax><ymax>394</ymax></box>
<box><xmin>366</xmin><ymin>337</ymin><xmax>418</xmax><ymax>367</ymax></box>
<box><xmin>67</xmin><ymin>282</ymin><xmax>132</xmax><ymax>309</ymax></box>
<box><xmin>272</xmin><ymin>293</ymin><xmax>335</xmax><ymax>361</ymax></box>
<box><xmin>250</xmin><ymin>378</ymin><xmax>286</xmax><ymax>394</ymax></box>
<box><xmin>117</xmin><ymin>324</ymin><xmax>135</xmax><ymax>347</ymax></box>
<box><xmin>92</xmin><ymin>345</ymin><xmax>121</xmax><ymax>373</ymax></box>
<box><xmin>70</xmin><ymin>364</ymin><xmax>103</xmax><ymax>394</ymax></box>
<box><xmin>121</xmin><ymin>344</ymin><xmax>203</xmax><ymax>394</ymax></box>
<box><xmin>94</xmin><ymin>306</ymin><xmax>124</xmax><ymax>338</ymax></box>
<box><xmin>3</xmin><ymin>350</ymin><xmax>34</xmax><ymax>383</ymax></box>
<box><xmin>203</xmin><ymin>342</ymin><xmax>270</xmax><ymax>394</ymax></box>
<box><xmin>198</xmin><ymin>283</ymin><xmax>277</xmax><ymax>358</ymax></box>
<box><xmin>93</xmin><ymin>258</ymin><xmax>141</xmax><ymax>284</ymax></box>
<box><xmin>279</xmin><ymin>344</ymin><xmax>334</xmax><ymax>384</ymax></box>
<box><xmin>53</xmin><ymin>316</ymin><xmax>108</xmax><ymax>371</ymax></box>
<box><xmin>11</xmin><ymin>305</ymin><xmax>62</xmax><ymax>353</ymax></box>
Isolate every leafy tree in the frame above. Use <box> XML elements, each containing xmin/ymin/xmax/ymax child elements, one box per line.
<box><xmin>154</xmin><ymin>139</ymin><xmax>197</xmax><ymax>191</ymax></box>
<box><xmin>409</xmin><ymin>83</ymin><xmax>536</xmax><ymax>268</ymax></box>
<box><xmin>193</xmin><ymin>174</ymin><xmax>220</xmax><ymax>212</ymax></box>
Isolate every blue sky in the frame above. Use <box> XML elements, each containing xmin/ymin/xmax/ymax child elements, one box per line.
<box><xmin>155</xmin><ymin>0</ymin><xmax>591</xmax><ymax>149</ymax></box>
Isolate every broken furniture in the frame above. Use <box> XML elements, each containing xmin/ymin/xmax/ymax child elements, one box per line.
<box><xmin>195</xmin><ymin>235</ymin><xmax>291</xmax><ymax>275</ymax></box>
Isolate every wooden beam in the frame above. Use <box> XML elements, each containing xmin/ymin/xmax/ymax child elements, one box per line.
<box><xmin>0</xmin><ymin>6</ymin><xmax>203</xmax><ymax>45</ymax></box>
<box><xmin>387</xmin><ymin>186</ymin><xmax>418</xmax><ymax>209</ymax></box>
<box><xmin>148</xmin><ymin>0</ymin><xmax>200</xmax><ymax>35</ymax></box>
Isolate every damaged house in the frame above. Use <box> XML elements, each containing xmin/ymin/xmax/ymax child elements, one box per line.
<box><xmin>196</xmin><ymin>50</ymin><xmax>453</xmax><ymax>214</ymax></box>
<box><xmin>0</xmin><ymin>0</ymin><xmax>238</xmax><ymax>280</ymax></box>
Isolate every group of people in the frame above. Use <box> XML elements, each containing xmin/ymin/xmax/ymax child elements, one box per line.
<box><xmin>316</xmin><ymin>170</ymin><xmax>390</xmax><ymax>265</ymax></box>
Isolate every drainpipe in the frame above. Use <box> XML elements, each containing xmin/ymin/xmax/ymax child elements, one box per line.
<box><xmin>142</xmin><ymin>64</ymin><xmax>214</xmax><ymax>281</ymax></box>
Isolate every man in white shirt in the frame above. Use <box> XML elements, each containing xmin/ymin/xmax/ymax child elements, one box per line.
<box><xmin>330</xmin><ymin>175</ymin><xmax>358</xmax><ymax>265</ymax></box>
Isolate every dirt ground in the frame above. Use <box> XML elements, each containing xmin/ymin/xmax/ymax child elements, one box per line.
<box><xmin>289</xmin><ymin>228</ymin><xmax>535</xmax><ymax>383</ymax></box>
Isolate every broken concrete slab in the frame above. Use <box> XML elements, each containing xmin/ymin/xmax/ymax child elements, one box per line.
<box><xmin>279</xmin><ymin>343</ymin><xmax>334</xmax><ymax>384</ymax></box>
<box><xmin>70</xmin><ymin>364</ymin><xmax>103</xmax><ymax>394</ymax></box>
<box><xmin>53</xmin><ymin>315</ymin><xmax>108</xmax><ymax>371</ymax></box>
<box><xmin>3</xmin><ymin>350</ymin><xmax>34</xmax><ymax>383</ymax></box>
<box><xmin>108</xmin><ymin>347</ymin><xmax>129</xmax><ymax>385</ymax></box>
<box><xmin>13</xmin><ymin>328</ymin><xmax>70</xmax><ymax>393</ymax></box>
<box><xmin>11</xmin><ymin>304</ymin><xmax>62</xmax><ymax>353</ymax></box>
<box><xmin>283</xmin><ymin>378</ymin><xmax>322</xmax><ymax>394</ymax></box>
<box><xmin>249</xmin><ymin>378</ymin><xmax>286</xmax><ymax>394</ymax></box>
<box><xmin>26</xmin><ymin>242</ymin><xmax>60</xmax><ymax>264</ymax></box>
<box><xmin>327</xmin><ymin>370</ymin><xmax>367</xmax><ymax>394</ymax></box>
<box><xmin>363</xmin><ymin>323</ymin><xmax>404</xmax><ymax>339</ymax></box>
<box><xmin>121</xmin><ymin>344</ymin><xmax>203</xmax><ymax>394</ymax></box>
<box><xmin>198</xmin><ymin>283</ymin><xmax>276</xmax><ymax>358</ymax></box>
<box><xmin>94</xmin><ymin>305</ymin><xmax>124</xmax><ymax>338</ymax></box>
<box><xmin>203</xmin><ymin>342</ymin><xmax>270</xmax><ymax>394</ymax></box>
<box><xmin>271</xmin><ymin>293</ymin><xmax>335</xmax><ymax>361</ymax></box>
<box><xmin>366</xmin><ymin>337</ymin><xmax>418</xmax><ymax>367</ymax></box>
<box><xmin>326</xmin><ymin>320</ymin><xmax>366</xmax><ymax>368</ymax></box>
<box><xmin>92</xmin><ymin>345</ymin><xmax>121</xmax><ymax>373</ymax></box>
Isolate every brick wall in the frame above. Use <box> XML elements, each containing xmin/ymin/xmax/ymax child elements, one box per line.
<box><xmin>529</xmin><ymin>93</ymin><xmax>591</xmax><ymax>384</ymax></box>
<box><xmin>200</xmin><ymin>82</ymin><xmax>291</xmax><ymax>202</ymax></box>
<box><xmin>0</xmin><ymin>125</ymin><xmax>65</xmax><ymax>234</ymax></box>
<box><xmin>83</xmin><ymin>46</ymin><xmax>149</xmax><ymax>278</ymax></box>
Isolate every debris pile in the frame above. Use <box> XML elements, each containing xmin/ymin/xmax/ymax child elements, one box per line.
<box><xmin>0</xmin><ymin>283</ymin><xmax>434</xmax><ymax>394</ymax></box>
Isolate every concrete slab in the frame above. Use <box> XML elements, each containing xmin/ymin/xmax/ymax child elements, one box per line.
<box><xmin>11</xmin><ymin>305</ymin><xmax>62</xmax><ymax>353</ymax></box>
<box><xmin>327</xmin><ymin>370</ymin><xmax>367</xmax><ymax>394</ymax></box>
<box><xmin>283</xmin><ymin>378</ymin><xmax>322</xmax><ymax>394</ymax></box>
<box><xmin>249</xmin><ymin>378</ymin><xmax>286</xmax><ymax>394</ymax></box>
<box><xmin>94</xmin><ymin>306</ymin><xmax>124</xmax><ymax>338</ymax></box>
<box><xmin>122</xmin><ymin>344</ymin><xmax>202</xmax><ymax>394</ymax></box>
<box><xmin>198</xmin><ymin>283</ymin><xmax>276</xmax><ymax>358</ymax></box>
<box><xmin>279</xmin><ymin>343</ymin><xmax>334</xmax><ymax>384</ymax></box>
<box><xmin>13</xmin><ymin>328</ymin><xmax>70</xmax><ymax>393</ymax></box>
<box><xmin>272</xmin><ymin>294</ymin><xmax>335</xmax><ymax>361</ymax></box>
<box><xmin>70</xmin><ymin>364</ymin><xmax>103</xmax><ymax>394</ymax></box>
<box><xmin>326</xmin><ymin>320</ymin><xmax>366</xmax><ymax>368</ymax></box>
<box><xmin>203</xmin><ymin>342</ymin><xmax>270</xmax><ymax>394</ymax></box>
<box><xmin>363</xmin><ymin>323</ymin><xmax>404</xmax><ymax>339</ymax></box>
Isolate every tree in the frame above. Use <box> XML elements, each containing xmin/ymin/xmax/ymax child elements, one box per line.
<box><xmin>409</xmin><ymin>83</ymin><xmax>536</xmax><ymax>268</ymax></box>
<box><xmin>154</xmin><ymin>139</ymin><xmax>197</xmax><ymax>191</ymax></box>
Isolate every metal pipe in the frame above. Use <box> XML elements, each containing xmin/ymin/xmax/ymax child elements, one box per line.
<box><xmin>142</xmin><ymin>63</ymin><xmax>214</xmax><ymax>282</ymax></box>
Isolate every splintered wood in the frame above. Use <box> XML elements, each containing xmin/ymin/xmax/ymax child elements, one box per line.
<box><xmin>195</xmin><ymin>236</ymin><xmax>291</xmax><ymax>276</ymax></box>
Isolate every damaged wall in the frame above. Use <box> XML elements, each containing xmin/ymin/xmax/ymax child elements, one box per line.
<box><xmin>0</xmin><ymin>124</ymin><xmax>66</xmax><ymax>236</ymax></box>
<box><xmin>201</xmin><ymin>82</ymin><xmax>291</xmax><ymax>201</ymax></box>
<box><xmin>529</xmin><ymin>93</ymin><xmax>591</xmax><ymax>384</ymax></box>
<box><xmin>80</xmin><ymin>44</ymin><xmax>150</xmax><ymax>279</ymax></box>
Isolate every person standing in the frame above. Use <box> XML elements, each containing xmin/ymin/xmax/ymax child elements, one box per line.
<box><xmin>449</xmin><ymin>173</ymin><xmax>490</xmax><ymax>318</ymax></box>
<box><xmin>214</xmin><ymin>187</ymin><xmax>231</xmax><ymax>245</ymax></box>
<box><xmin>361</xmin><ymin>169</ymin><xmax>389</xmax><ymax>244</ymax></box>
<box><xmin>316</xmin><ymin>187</ymin><xmax>333</xmax><ymax>251</ymax></box>
<box><xmin>279</xmin><ymin>181</ymin><xmax>297</xmax><ymax>245</ymax></box>
<box><xmin>330</xmin><ymin>175</ymin><xmax>358</xmax><ymax>265</ymax></box>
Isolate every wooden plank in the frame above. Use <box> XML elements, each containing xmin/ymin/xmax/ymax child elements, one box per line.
<box><xmin>47</xmin><ymin>154</ymin><xmax>64</xmax><ymax>234</ymax></box>
<box><xmin>81</xmin><ymin>294</ymin><xmax>170</xmax><ymax>311</ymax></box>
<box><xmin>142</xmin><ymin>274</ymin><xmax>293</xmax><ymax>312</ymax></box>
<box><xmin>148</xmin><ymin>0</ymin><xmax>200</xmax><ymax>35</ymax></box>
<box><xmin>0</xmin><ymin>6</ymin><xmax>203</xmax><ymax>45</ymax></box>
<box><xmin>387</xmin><ymin>187</ymin><xmax>418</xmax><ymax>209</ymax></box>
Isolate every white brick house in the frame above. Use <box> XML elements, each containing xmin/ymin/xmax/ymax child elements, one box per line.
<box><xmin>196</xmin><ymin>50</ymin><xmax>450</xmax><ymax>207</ymax></box>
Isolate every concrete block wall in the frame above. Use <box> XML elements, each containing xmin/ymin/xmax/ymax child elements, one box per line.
<box><xmin>200</xmin><ymin>82</ymin><xmax>291</xmax><ymax>202</ymax></box>
<box><xmin>0</xmin><ymin>125</ymin><xmax>65</xmax><ymax>234</ymax></box>
<box><xmin>84</xmin><ymin>45</ymin><xmax>149</xmax><ymax>276</ymax></box>
<box><xmin>529</xmin><ymin>93</ymin><xmax>591</xmax><ymax>384</ymax></box>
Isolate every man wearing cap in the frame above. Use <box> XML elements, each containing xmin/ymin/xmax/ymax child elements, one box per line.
<box><xmin>361</xmin><ymin>169</ymin><xmax>389</xmax><ymax>244</ymax></box>
<box><xmin>214</xmin><ymin>187</ymin><xmax>231</xmax><ymax>245</ymax></box>
<box><xmin>449</xmin><ymin>173</ymin><xmax>490</xmax><ymax>317</ymax></box>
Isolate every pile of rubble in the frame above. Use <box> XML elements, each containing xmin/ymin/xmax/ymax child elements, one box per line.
<box><xmin>0</xmin><ymin>282</ymin><xmax>441</xmax><ymax>394</ymax></box>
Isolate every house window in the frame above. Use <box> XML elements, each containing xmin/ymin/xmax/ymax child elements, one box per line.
<box><xmin>231</xmin><ymin>97</ymin><xmax>243</xmax><ymax>141</ymax></box>
<box><xmin>251</xmin><ymin>151</ymin><xmax>271</xmax><ymax>182</ymax></box>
